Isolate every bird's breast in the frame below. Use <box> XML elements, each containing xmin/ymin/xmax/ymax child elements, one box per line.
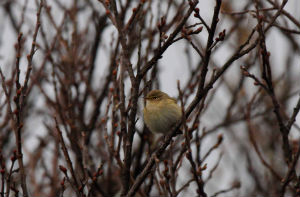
<box><xmin>143</xmin><ymin>100</ymin><xmax>182</xmax><ymax>133</ymax></box>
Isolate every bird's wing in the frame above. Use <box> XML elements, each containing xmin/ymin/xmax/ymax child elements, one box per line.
<box><xmin>170</xmin><ymin>97</ymin><xmax>177</xmax><ymax>102</ymax></box>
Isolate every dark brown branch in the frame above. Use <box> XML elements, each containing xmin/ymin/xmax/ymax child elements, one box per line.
<box><xmin>55</xmin><ymin>118</ymin><xmax>81</xmax><ymax>197</ymax></box>
<box><xmin>280</xmin><ymin>138</ymin><xmax>300</xmax><ymax>196</ymax></box>
<box><xmin>140</xmin><ymin>0</ymin><xmax>199</xmax><ymax>78</ymax></box>
<box><xmin>198</xmin><ymin>0</ymin><xmax>222</xmax><ymax>90</ymax></box>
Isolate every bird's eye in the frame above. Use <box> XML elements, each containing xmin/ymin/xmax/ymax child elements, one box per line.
<box><xmin>153</xmin><ymin>96</ymin><xmax>158</xmax><ymax>100</ymax></box>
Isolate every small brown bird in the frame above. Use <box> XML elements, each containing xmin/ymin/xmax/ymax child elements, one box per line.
<box><xmin>143</xmin><ymin>90</ymin><xmax>182</xmax><ymax>134</ymax></box>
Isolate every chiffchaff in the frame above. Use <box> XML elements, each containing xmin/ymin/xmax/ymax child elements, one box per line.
<box><xmin>143</xmin><ymin>90</ymin><xmax>182</xmax><ymax>134</ymax></box>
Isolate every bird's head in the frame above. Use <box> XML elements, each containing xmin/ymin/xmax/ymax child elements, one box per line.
<box><xmin>145</xmin><ymin>90</ymin><xmax>170</xmax><ymax>103</ymax></box>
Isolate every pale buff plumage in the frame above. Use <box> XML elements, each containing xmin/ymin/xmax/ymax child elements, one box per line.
<box><xmin>143</xmin><ymin>90</ymin><xmax>182</xmax><ymax>134</ymax></box>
